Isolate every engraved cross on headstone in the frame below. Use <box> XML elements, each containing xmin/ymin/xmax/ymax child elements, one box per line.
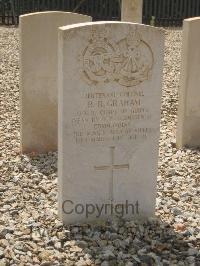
<box><xmin>94</xmin><ymin>146</ymin><xmax>129</xmax><ymax>202</ymax></box>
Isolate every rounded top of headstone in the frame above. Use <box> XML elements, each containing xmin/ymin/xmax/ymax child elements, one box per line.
<box><xmin>59</xmin><ymin>21</ymin><xmax>164</xmax><ymax>34</ymax></box>
<box><xmin>20</xmin><ymin>11</ymin><xmax>92</xmax><ymax>20</ymax></box>
<box><xmin>184</xmin><ymin>16</ymin><xmax>200</xmax><ymax>22</ymax></box>
<box><xmin>183</xmin><ymin>17</ymin><xmax>200</xmax><ymax>26</ymax></box>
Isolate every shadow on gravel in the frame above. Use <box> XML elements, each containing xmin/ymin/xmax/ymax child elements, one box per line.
<box><xmin>27</xmin><ymin>151</ymin><xmax>58</xmax><ymax>176</ymax></box>
<box><xmin>60</xmin><ymin>218</ymin><xmax>199</xmax><ymax>265</ymax></box>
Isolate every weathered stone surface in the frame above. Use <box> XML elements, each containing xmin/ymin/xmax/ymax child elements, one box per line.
<box><xmin>20</xmin><ymin>11</ymin><xmax>92</xmax><ymax>154</ymax></box>
<box><xmin>58</xmin><ymin>21</ymin><xmax>164</xmax><ymax>224</ymax></box>
<box><xmin>1</xmin><ymin>26</ymin><xmax>200</xmax><ymax>265</ymax></box>
<box><xmin>177</xmin><ymin>17</ymin><xmax>200</xmax><ymax>148</ymax></box>
<box><xmin>121</xmin><ymin>0</ymin><xmax>143</xmax><ymax>23</ymax></box>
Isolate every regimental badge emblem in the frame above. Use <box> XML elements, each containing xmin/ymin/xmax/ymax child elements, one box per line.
<box><xmin>80</xmin><ymin>26</ymin><xmax>154</xmax><ymax>87</ymax></box>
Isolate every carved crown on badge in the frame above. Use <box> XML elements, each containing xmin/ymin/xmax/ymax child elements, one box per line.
<box><xmin>80</xmin><ymin>25</ymin><xmax>154</xmax><ymax>87</ymax></box>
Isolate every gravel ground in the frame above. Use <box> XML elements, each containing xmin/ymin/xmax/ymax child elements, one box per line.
<box><xmin>0</xmin><ymin>27</ymin><xmax>199</xmax><ymax>266</ymax></box>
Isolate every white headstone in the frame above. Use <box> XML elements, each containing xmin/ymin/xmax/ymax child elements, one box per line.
<box><xmin>121</xmin><ymin>0</ymin><xmax>143</xmax><ymax>23</ymax></box>
<box><xmin>177</xmin><ymin>17</ymin><xmax>200</xmax><ymax>148</ymax></box>
<box><xmin>58</xmin><ymin>22</ymin><xmax>164</xmax><ymax>224</ymax></box>
<box><xmin>20</xmin><ymin>11</ymin><xmax>92</xmax><ymax>154</ymax></box>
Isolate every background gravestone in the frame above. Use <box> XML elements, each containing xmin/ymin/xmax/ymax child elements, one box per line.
<box><xmin>177</xmin><ymin>17</ymin><xmax>200</xmax><ymax>148</ymax></box>
<box><xmin>20</xmin><ymin>11</ymin><xmax>92</xmax><ymax>154</ymax></box>
<box><xmin>121</xmin><ymin>0</ymin><xmax>143</xmax><ymax>23</ymax></box>
<box><xmin>58</xmin><ymin>21</ymin><xmax>164</xmax><ymax>224</ymax></box>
